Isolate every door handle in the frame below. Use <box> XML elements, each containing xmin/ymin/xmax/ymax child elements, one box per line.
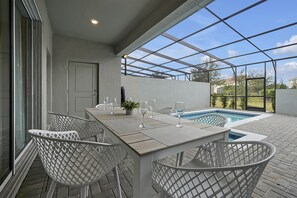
<box><xmin>92</xmin><ymin>92</ymin><xmax>97</xmax><ymax>96</ymax></box>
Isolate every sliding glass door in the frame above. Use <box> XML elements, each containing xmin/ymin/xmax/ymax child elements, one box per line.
<box><xmin>0</xmin><ymin>0</ymin><xmax>12</xmax><ymax>185</ymax></box>
<box><xmin>15</xmin><ymin>4</ymin><xmax>34</xmax><ymax>157</ymax></box>
<box><xmin>0</xmin><ymin>0</ymin><xmax>42</xmax><ymax>188</ymax></box>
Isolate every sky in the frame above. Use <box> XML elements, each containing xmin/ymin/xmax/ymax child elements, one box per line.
<box><xmin>126</xmin><ymin>0</ymin><xmax>297</xmax><ymax>85</ymax></box>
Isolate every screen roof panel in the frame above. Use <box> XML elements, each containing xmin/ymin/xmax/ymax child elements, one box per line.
<box><xmin>226</xmin><ymin>0</ymin><xmax>297</xmax><ymax>37</ymax></box>
<box><xmin>250</xmin><ymin>25</ymin><xmax>297</xmax><ymax>51</ymax></box>
<box><xmin>142</xmin><ymin>35</ymin><xmax>174</xmax><ymax>51</ymax></box>
<box><xmin>124</xmin><ymin>0</ymin><xmax>297</xmax><ymax>78</ymax></box>
<box><xmin>206</xmin><ymin>0</ymin><xmax>261</xmax><ymax>18</ymax></box>
<box><xmin>157</xmin><ymin>42</ymin><xmax>197</xmax><ymax>59</ymax></box>
<box><xmin>141</xmin><ymin>54</ymin><xmax>170</xmax><ymax>64</ymax></box>
<box><xmin>207</xmin><ymin>40</ymin><xmax>259</xmax><ymax>60</ymax></box>
<box><xmin>226</xmin><ymin>52</ymin><xmax>270</xmax><ymax>66</ymax></box>
<box><xmin>128</xmin><ymin>50</ymin><xmax>149</xmax><ymax>59</ymax></box>
<box><xmin>183</xmin><ymin>22</ymin><xmax>242</xmax><ymax>50</ymax></box>
<box><xmin>130</xmin><ymin>61</ymin><xmax>155</xmax><ymax>69</ymax></box>
<box><xmin>165</xmin><ymin>8</ymin><xmax>218</xmax><ymax>39</ymax></box>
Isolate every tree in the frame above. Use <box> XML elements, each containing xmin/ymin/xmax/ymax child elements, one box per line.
<box><xmin>236</xmin><ymin>69</ymin><xmax>245</xmax><ymax>96</ymax></box>
<box><xmin>151</xmin><ymin>71</ymin><xmax>168</xmax><ymax>79</ymax></box>
<box><xmin>277</xmin><ymin>80</ymin><xmax>288</xmax><ymax>89</ymax></box>
<box><xmin>191</xmin><ymin>57</ymin><xmax>221</xmax><ymax>84</ymax></box>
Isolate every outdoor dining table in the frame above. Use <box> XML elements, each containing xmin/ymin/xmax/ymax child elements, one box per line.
<box><xmin>85</xmin><ymin>108</ymin><xmax>230</xmax><ymax>198</ymax></box>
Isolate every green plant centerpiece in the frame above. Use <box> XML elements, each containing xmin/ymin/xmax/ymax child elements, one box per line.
<box><xmin>122</xmin><ymin>100</ymin><xmax>139</xmax><ymax>115</ymax></box>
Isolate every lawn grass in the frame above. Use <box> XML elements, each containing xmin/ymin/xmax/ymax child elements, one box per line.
<box><xmin>211</xmin><ymin>97</ymin><xmax>274</xmax><ymax>112</ymax></box>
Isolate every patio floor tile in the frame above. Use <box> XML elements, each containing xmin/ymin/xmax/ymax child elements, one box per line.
<box><xmin>16</xmin><ymin>113</ymin><xmax>297</xmax><ymax>197</ymax></box>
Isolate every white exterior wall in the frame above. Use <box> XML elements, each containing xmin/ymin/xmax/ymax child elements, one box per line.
<box><xmin>52</xmin><ymin>35</ymin><xmax>121</xmax><ymax>114</ymax></box>
<box><xmin>276</xmin><ymin>89</ymin><xmax>297</xmax><ymax>116</ymax></box>
<box><xmin>121</xmin><ymin>76</ymin><xmax>210</xmax><ymax>110</ymax></box>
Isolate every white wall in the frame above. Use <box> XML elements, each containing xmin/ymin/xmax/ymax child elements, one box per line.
<box><xmin>52</xmin><ymin>35</ymin><xmax>121</xmax><ymax>114</ymax></box>
<box><xmin>276</xmin><ymin>89</ymin><xmax>297</xmax><ymax>116</ymax></box>
<box><xmin>121</xmin><ymin>76</ymin><xmax>210</xmax><ymax>110</ymax></box>
<box><xmin>36</xmin><ymin>0</ymin><xmax>53</xmax><ymax>129</ymax></box>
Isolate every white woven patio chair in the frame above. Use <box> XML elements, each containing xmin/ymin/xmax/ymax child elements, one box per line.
<box><xmin>29</xmin><ymin>129</ymin><xmax>126</xmax><ymax>198</ymax></box>
<box><xmin>153</xmin><ymin>141</ymin><xmax>275</xmax><ymax>198</ymax></box>
<box><xmin>193</xmin><ymin>114</ymin><xmax>227</xmax><ymax>127</ymax></box>
<box><xmin>156</xmin><ymin>107</ymin><xmax>173</xmax><ymax>115</ymax></box>
<box><xmin>176</xmin><ymin>114</ymin><xmax>227</xmax><ymax>166</ymax></box>
<box><xmin>48</xmin><ymin>112</ymin><xmax>105</xmax><ymax>142</ymax></box>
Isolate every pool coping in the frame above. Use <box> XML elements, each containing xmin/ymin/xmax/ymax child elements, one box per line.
<box><xmin>231</xmin><ymin>129</ymin><xmax>267</xmax><ymax>141</ymax></box>
<box><xmin>173</xmin><ymin>108</ymin><xmax>272</xmax><ymax>141</ymax></box>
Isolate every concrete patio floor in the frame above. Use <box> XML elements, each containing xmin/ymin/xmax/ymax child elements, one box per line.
<box><xmin>16</xmin><ymin>113</ymin><xmax>297</xmax><ymax>197</ymax></box>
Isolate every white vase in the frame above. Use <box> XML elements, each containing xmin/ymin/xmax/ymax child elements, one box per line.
<box><xmin>126</xmin><ymin>109</ymin><xmax>133</xmax><ymax>115</ymax></box>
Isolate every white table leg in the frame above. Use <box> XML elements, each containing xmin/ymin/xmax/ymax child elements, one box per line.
<box><xmin>133</xmin><ymin>154</ymin><xmax>153</xmax><ymax>198</ymax></box>
<box><xmin>224</xmin><ymin>131</ymin><xmax>229</xmax><ymax>141</ymax></box>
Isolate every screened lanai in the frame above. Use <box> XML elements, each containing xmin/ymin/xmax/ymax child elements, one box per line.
<box><xmin>121</xmin><ymin>0</ymin><xmax>297</xmax><ymax>113</ymax></box>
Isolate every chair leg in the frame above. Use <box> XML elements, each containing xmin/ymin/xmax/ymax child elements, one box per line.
<box><xmin>175</xmin><ymin>152</ymin><xmax>184</xmax><ymax>167</ymax></box>
<box><xmin>46</xmin><ymin>180</ymin><xmax>57</xmax><ymax>198</ymax></box>
<box><xmin>113</xmin><ymin>166</ymin><xmax>122</xmax><ymax>198</ymax></box>
<box><xmin>80</xmin><ymin>186</ymin><xmax>88</xmax><ymax>198</ymax></box>
<box><xmin>86</xmin><ymin>186</ymin><xmax>89</xmax><ymax>197</ymax></box>
<box><xmin>179</xmin><ymin>152</ymin><xmax>184</xmax><ymax>166</ymax></box>
<box><xmin>175</xmin><ymin>153</ymin><xmax>180</xmax><ymax>167</ymax></box>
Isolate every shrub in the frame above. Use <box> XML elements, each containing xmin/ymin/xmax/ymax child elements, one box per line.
<box><xmin>272</xmin><ymin>97</ymin><xmax>275</xmax><ymax>112</ymax></box>
<box><xmin>220</xmin><ymin>96</ymin><xmax>228</xmax><ymax>108</ymax></box>
<box><xmin>240</xmin><ymin>97</ymin><xmax>246</xmax><ymax>110</ymax></box>
<box><xmin>211</xmin><ymin>94</ymin><xmax>217</xmax><ymax>107</ymax></box>
<box><xmin>229</xmin><ymin>99</ymin><xmax>235</xmax><ymax>109</ymax></box>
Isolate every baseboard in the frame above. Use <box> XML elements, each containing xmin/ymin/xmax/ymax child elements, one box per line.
<box><xmin>0</xmin><ymin>141</ymin><xmax>37</xmax><ymax>197</ymax></box>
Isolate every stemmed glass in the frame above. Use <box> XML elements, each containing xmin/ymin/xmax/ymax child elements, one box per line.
<box><xmin>139</xmin><ymin>101</ymin><xmax>148</xmax><ymax>128</ymax></box>
<box><xmin>174</xmin><ymin>101</ymin><xmax>185</xmax><ymax>128</ymax></box>
<box><xmin>104</xmin><ymin>97</ymin><xmax>109</xmax><ymax>104</ymax></box>
<box><xmin>103</xmin><ymin>97</ymin><xmax>109</xmax><ymax>110</ymax></box>
<box><xmin>111</xmin><ymin>98</ymin><xmax>117</xmax><ymax>114</ymax></box>
<box><xmin>149</xmin><ymin>99</ymin><xmax>156</xmax><ymax>118</ymax></box>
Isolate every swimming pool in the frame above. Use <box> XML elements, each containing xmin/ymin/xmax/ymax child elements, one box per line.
<box><xmin>180</xmin><ymin>110</ymin><xmax>258</xmax><ymax>123</ymax></box>
<box><xmin>174</xmin><ymin>109</ymin><xmax>268</xmax><ymax>141</ymax></box>
<box><xmin>229</xmin><ymin>131</ymin><xmax>245</xmax><ymax>141</ymax></box>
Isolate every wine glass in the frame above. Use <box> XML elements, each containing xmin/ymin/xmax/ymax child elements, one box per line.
<box><xmin>111</xmin><ymin>98</ymin><xmax>117</xmax><ymax>114</ymax></box>
<box><xmin>105</xmin><ymin>97</ymin><xmax>109</xmax><ymax>104</ymax></box>
<box><xmin>103</xmin><ymin>97</ymin><xmax>109</xmax><ymax>110</ymax></box>
<box><xmin>174</xmin><ymin>101</ymin><xmax>185</xmax><ymax>128</ymax></box>
<box><xmin>149</xmin><ymin>99</ymin><xmax>156</xmax><ymax>118</ymax></box>
<box><xmin>139</xmin><ymin>101</ymin><xmax>148</xmax><ymax>128</ymax></box>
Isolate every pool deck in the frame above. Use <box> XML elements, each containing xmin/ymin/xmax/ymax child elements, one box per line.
<box><xmin>16</xmin><ymin>112</ymin><xmax>297</xmax><ymax>197</ymax></box>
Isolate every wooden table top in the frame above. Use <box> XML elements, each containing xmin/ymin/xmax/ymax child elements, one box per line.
<box><xmin>86</xmin><ymin>108</ymin><xmax>230</xmax><ymax>156</ymax></box>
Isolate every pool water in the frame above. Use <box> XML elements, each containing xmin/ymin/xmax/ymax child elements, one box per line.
<box><xmin>229</xmin><ymin>131</ymin><xmax>245</xmax><ymax>141</ymax></box>
<box><xmin>181</xmin><ymin>110</ymin><xmax>257</xmax><ymax>123</ymax></box>
<box><xmin>178</xmin><ymin>110</ymin><xmax>256</xmax><ymax>141</ymax></box>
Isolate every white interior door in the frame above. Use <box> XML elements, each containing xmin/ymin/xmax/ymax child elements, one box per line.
<box><xmin>68</xmin><ymin>61</ymin><xmax>98</xmax><ymax>117</ymax></box>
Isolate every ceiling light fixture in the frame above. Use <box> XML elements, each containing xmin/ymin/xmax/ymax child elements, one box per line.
<box><xmin>91</xmin><ymin>19</ymin><xmax>99</xmax><ymax>25</ymax></box>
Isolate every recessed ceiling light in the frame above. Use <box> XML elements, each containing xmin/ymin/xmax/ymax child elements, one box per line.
<box><xmin>91</xmin><ymin>19</ymin><xmax>99</xmax><ymax>25</ymax></box>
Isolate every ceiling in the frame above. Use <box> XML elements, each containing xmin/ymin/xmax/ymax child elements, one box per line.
<box><xmin>45</xmin><ymin>0</ymin><xmax>165</xmax><ymax>45</ymax></box>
